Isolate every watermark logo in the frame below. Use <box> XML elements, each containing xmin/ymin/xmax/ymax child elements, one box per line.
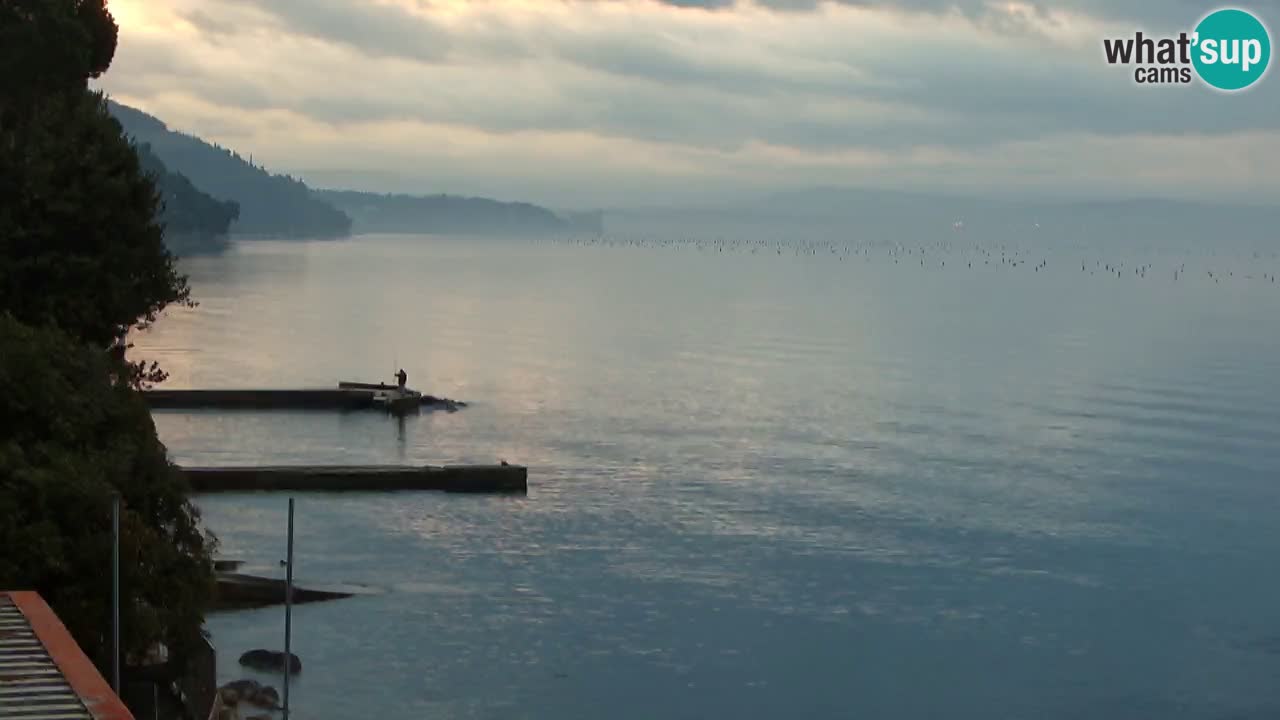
<box><xmin>1193</xmin><ymin>9</ymin><xmax>1271</xmax><ymax>89</ymax></box>
<box><xmin>1103</xmin><ymin>7</ymin><xmax>1271</xmax><ymax>91</ymax></box>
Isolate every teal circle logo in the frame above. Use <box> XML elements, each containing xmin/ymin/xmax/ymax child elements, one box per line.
<box><xmin>1192</xmin><ymin>8</ymin><xmax>1271</xmax><ymax>90</ymax></box>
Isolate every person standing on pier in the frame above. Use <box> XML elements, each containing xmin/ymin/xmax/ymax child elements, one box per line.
<box><xmin>396</xmin><ymin>368</ymin><xmax>407</xmax><ymax>390</ymax></box>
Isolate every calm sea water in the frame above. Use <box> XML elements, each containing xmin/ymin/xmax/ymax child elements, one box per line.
<box><xmin>135</xmin><ymin>231</ymin><xmax>1280</xmax><ymax>719</ymax></box>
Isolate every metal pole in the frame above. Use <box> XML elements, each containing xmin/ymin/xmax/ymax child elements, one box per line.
<box><xmin>112</xmin><ymin>493</ymin><xmax>121</xmax><ymax>695</ymax></box>
<box><xmin>283</xmin><ymin>498</ymin><xmax>295</xmax><ymax>719</ymax></box>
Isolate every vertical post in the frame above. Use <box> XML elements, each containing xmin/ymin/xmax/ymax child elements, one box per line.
<box><xmin>283</xmin><ymin>498</ymin><xmax>295</xmax><ymax>719</ymax></box>
<box><xmin>111</xmin><ymin>493</ymin><xmax>121</xmax><ymax>696</ymax></box>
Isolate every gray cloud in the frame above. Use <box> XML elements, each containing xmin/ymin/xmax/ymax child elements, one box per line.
<box><xmin>650</xmin><ymin>0</ymin><xmax>1280</xmax><ymax>26</ymax></box>
<box><xmin>224</xmin><ymin>0</ymin><xmax>452</xmax><ymax>62</ymax></box>
<box><xmin>180</xmin><ymin>9</ymin><xmax>238</xmax><ymax>37</ymax></box>
<box><xmin>175</xmin><ymin>0</ymin><xmax>1280</xmax><ymax>147</ymax></box>
<box><xmin>99</xmin><ymin>0</ymin><xmax>1280</xmax><ymax>205</ymax></box>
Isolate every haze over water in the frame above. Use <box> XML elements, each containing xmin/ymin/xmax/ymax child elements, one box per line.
<box><xmin>136</xmin><ymin>231</ymin><xmax>1280</xmax><ymax>719</ymax></box>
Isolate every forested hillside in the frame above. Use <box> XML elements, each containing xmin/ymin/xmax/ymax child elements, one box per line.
<box><xmin>319</xmin><ymin>189</ymin><xmax>603</xmax><ymax>236</ymax></box>
<box><xmin>135</xmin><ymin>142</ymin><xmax>238</xmax><ymax>253</ymax></box>
<box><xmin>110</xmin><ymin>101</ymin><xmax>351</xmax><ymax>237</ymax></box>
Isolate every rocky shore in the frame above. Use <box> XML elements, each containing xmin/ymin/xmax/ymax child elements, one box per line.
<box><xmin>210</xmin><ymin>651</ymin><xmax>302</xmax><ymax>720</ymax></box>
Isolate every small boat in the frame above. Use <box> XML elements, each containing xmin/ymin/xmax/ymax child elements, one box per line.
<box><xmin>374</xmin><ymin>389</ymin><xmax>420</xmax><ymax>413</ymax></box>
<box><xmin>338</xmin><ymin>381</ymin><xmax>396</xmax><ymax>390</ymax></box>
<box><xmin>338</xmin><ymin>381</ymin><xmax>420</xmax><ymax>413</ymax></box>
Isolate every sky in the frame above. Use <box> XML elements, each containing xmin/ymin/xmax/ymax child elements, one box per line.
<box><xmin>96</xmin><ymin>0</ymin><xmax>1280</xmax><ymax>209</ymax></box>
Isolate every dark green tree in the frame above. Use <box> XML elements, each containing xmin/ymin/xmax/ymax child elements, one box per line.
<box><xmin>0</xmin><ymin>0</ymin><xmax>116</xmax><ymax>103</ymax></box>
<box><xmin>0</xmin><ymin>0</ymin><xmax>215</xmax><ymax>675</ymax></box>
<box><xmin>0</xmin><ymin>315</ymin><xmax>215</xmax><ymax>664</ymax></box>
<box><xmin>0</xmin><ymin>90</ymin><xmax>191</xmax><ymax>357</ymax></box>
<box><xmin>1</xmin><ymin>1</ymin><xmax>188</xmax><ymax>369</ymax></box>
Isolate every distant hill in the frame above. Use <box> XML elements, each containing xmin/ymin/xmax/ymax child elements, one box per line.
<box><xmin>317</xmin><ymin>190</ymin><xmax>604</xmax><ymax>236</ymax></box>
<box><xmin>134</xmin><ymin>143</ymin><xmax>238</xmax><ymax>255</ymax></box>
<box><xmin>109</xmin><ymin>101</ymin><xmax>351</xmax><ymax>238</ymax></box>
<box><xmin>606</xmin><ymin>187</ymin><xmax>1280</xmax><ymax>245</ymax></box>
<box><xmin>767</xmin><ymin>189</ymin><xmax>1280</xmax><ymax>245</ymax></box>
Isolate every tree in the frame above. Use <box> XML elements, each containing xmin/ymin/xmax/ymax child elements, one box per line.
<box><xmin>0</xmin><ymin>0</ymin><xmax>116</xmax><ymax>103</ymax></box>
<box><xmin>1</xmin><ymin>1</ymin><xmax>188</xmax><ymax>375</ymax></box>
<box><xmin>0</xmin><ymin>91</ymin><xmax>191</xmax><ymax>353</ymax></box>
<box><xmin>0</xmin><ymin>0</ymin><xmax>215</xmax><ymax>676</ymax></box>
<box><xmin>0</xmin><ymin>315</ymin><xmax>216</xmax><ymax>664</ymax></box>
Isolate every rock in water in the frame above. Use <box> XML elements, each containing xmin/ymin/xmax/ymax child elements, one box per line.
<box><xmin>246</xmin><ymin>685</ymin><xmax>280</xmax><ymax>708</ymax></box>
<box><xmin>238</xmin><ymin>649</ymin><xmax>302</xmax><ymax>674</ymax></box>
<box><xmin>217</xmin><ymin>687</ymin><xmax>240</xmax><ymax>705</ymax></box>
<box><xmin>225</xmin><ymin>679</ymin><xmax>261</xmax><ymax>694</ymax></box>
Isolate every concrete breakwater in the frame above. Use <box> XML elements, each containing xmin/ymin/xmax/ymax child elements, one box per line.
<box><xmin>214</xmin><ymin>572</ymin><xmax>357</xmax><ymax>610</ymax></box>
<box><xmin>181</xmin><ymin>463</ymin><xmax>528</xmax><ymax>493</ymax></box>
<box><xmin>144</xmin><ymin>387</ymin><xmax>465</xmax><ymax>411</ymax></box>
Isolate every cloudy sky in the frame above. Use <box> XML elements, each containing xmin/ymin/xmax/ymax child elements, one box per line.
<box><xmin>97</xmin><ymin>0</ymin><xmax>1280</xmax><ymax>208</ymax></box>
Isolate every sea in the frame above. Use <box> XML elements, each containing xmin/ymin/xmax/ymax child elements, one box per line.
<box><xmin>133</xmin><ymin>230</ymin><xmax>1280</xmax><ymax>719</ymax></box>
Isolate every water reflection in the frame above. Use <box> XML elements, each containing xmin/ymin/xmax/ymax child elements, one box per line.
<box><xmin>142</xmin><ymin>233</ymin><xmax>1280</xmax><ymax>720</ymax></box>
<box><xmin>395</xmin><ymin>412</ymin><xmax>407</xmax><ymax>460</ymax></box>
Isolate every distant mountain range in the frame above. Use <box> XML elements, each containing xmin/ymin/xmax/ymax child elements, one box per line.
<box><xmin>108</xmin><ymin>101</ymin><xmax>602</xmax><ymax>246</ymax></box>
<box><xmin>112</xmin><ymin>100</ymin><xmax>1268</xmax><ymax>252</ymax></box>
<box><xmin>318</xmin><ymin>190</ymin><xmax>603</xmax><ymax>236</ymax></box>
<box><xmin>133</xmin><ymin>142</ymin><xmax>239</xmax><ymax>255</ymax></box>
<box><xmin>607</xmin><ymin>187</ymin><xmax>1280</xmax><ymax>245</ymax></box>
<box><xmin>110</xmin><ymin>101</ymin><xmax>352</xmax><ymax>239</ymax></box>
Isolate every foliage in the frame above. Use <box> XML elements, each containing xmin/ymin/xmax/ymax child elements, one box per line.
<box><xmin>0</xmin><ymin>89</ymin><xmax>191</xmax><ymax>354</ymax></box>
<box><xmin>0</xmin><ymin>316</ymin><xmax>216</xmax><ymax>665</ymax></box>
<box><xmin>0</xmin><ymin>0</ymin><xmax>215</xmax><ymax>679</ymax></box>
<box><xmin>0</xmin><ymin>0</ymin><xmax>115</xmax><ymax>104</ymax></box>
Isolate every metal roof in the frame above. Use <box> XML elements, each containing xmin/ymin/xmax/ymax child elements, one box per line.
<box><xmin>0</xmin><ymin>593</ymin><xmax>132</xmax><ymax>720</ymax></box>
